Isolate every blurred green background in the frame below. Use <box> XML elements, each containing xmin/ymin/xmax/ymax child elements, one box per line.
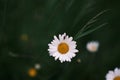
<box><xmin>0</xmin><ymin>0</ymin><xmax>120</xmax><ymax>80</ymax></box>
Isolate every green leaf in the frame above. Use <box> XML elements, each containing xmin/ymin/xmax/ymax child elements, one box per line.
<box><xmin>74</xmin><ymin>10</ymin><xmax>109</xmax><ymax>40</ymax></box>
<box><xmin>74</xmin><ymin>23</ymin><xmax>108</xmax><ymax>40</ymax></box>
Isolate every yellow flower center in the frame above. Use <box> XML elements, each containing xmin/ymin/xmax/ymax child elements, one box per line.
<box><xmin>28</xmin><ymin>68</ymin><xmax>37</xmax><ymax>77</ymax></box>
<box><xmin>114</xmin><ymin>76</ymin><xmax>120</xmax><ymax>80</ymax></box>
<box><xmin>58</xmin><ymin>43</ymin><xmax>69</xmax><ymax>54</ymax></box>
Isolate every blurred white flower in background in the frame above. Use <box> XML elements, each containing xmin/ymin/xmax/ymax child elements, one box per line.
<box><xmin>48</xmin><ymin>33</ymin><xmax>78</xmax><ymax>63</ymax></box>
<box><xmin>106</xmin><ymin>68</ymin><xmax>120</xmax><ymax>80</ymax></box>
<box><xmin>34</xmin><ymin>63</ymin><xmax>41</xmax><ymax>70</ymax></box>
<box><xmin>86</xmin><ymin>41</ymin><xmax>99</xmax><ymax>53</ymax></box>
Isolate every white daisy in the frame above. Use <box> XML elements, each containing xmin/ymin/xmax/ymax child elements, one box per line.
<box><xmin>86</xmin><ymin>41</ymin><xmax>99</xmax><ymax>52</ymax></box>
<box><xmin>48</xmin><ymin>33</ymin><xmax>78</xmax><ymax>63</ymax></box>
<box><xmin>106</xmin><ymin>68</ymin><xmax>120</xmax><ymax>80</ymax></box>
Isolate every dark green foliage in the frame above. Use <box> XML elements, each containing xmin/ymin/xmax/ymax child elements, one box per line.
<box><xmin>0</xmin><ymin>0</ymin><xmax>120</xmax><ymax>80</ymax></box>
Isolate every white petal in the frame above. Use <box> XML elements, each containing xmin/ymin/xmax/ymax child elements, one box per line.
<box><xmin>55</xmin><ymin>55</ymin><xmax>59</xmax><ymax>60</ymax></box>
<box><xmin>54</xmin><ymin>36</ymin><xmax>59</xmax><ymax>42</ymax></box>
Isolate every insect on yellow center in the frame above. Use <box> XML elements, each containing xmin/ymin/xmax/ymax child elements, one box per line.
<box><xmin>58</xmin><ymin>43</ymin><xmax>69</xmax><ymax>54</ymax></box>
<box><xmin>114</xmin><ymin>76</ymin><xmax>120</xmax><ymax>80</ymax></box>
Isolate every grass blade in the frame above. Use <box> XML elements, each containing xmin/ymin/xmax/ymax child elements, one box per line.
<box><xmin>74</xmin><ymin>23</ymin><xmax>107</xmax><ymax>40</ymax></box>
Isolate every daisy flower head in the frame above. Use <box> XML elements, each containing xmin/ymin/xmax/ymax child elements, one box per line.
<box><xmin>106</xmin><ymin>68</ymin><xmax>120</xmax><ymax>80</ymax></box>
<box><xmin>86</xmin><ymin>41</ymin><xmax>99</xmax><ymax>53</ymax></box>
<box><xmin>48</xmin><ymin>33</ymin><xmax>79</xmax><ymax>63</ymax></box>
